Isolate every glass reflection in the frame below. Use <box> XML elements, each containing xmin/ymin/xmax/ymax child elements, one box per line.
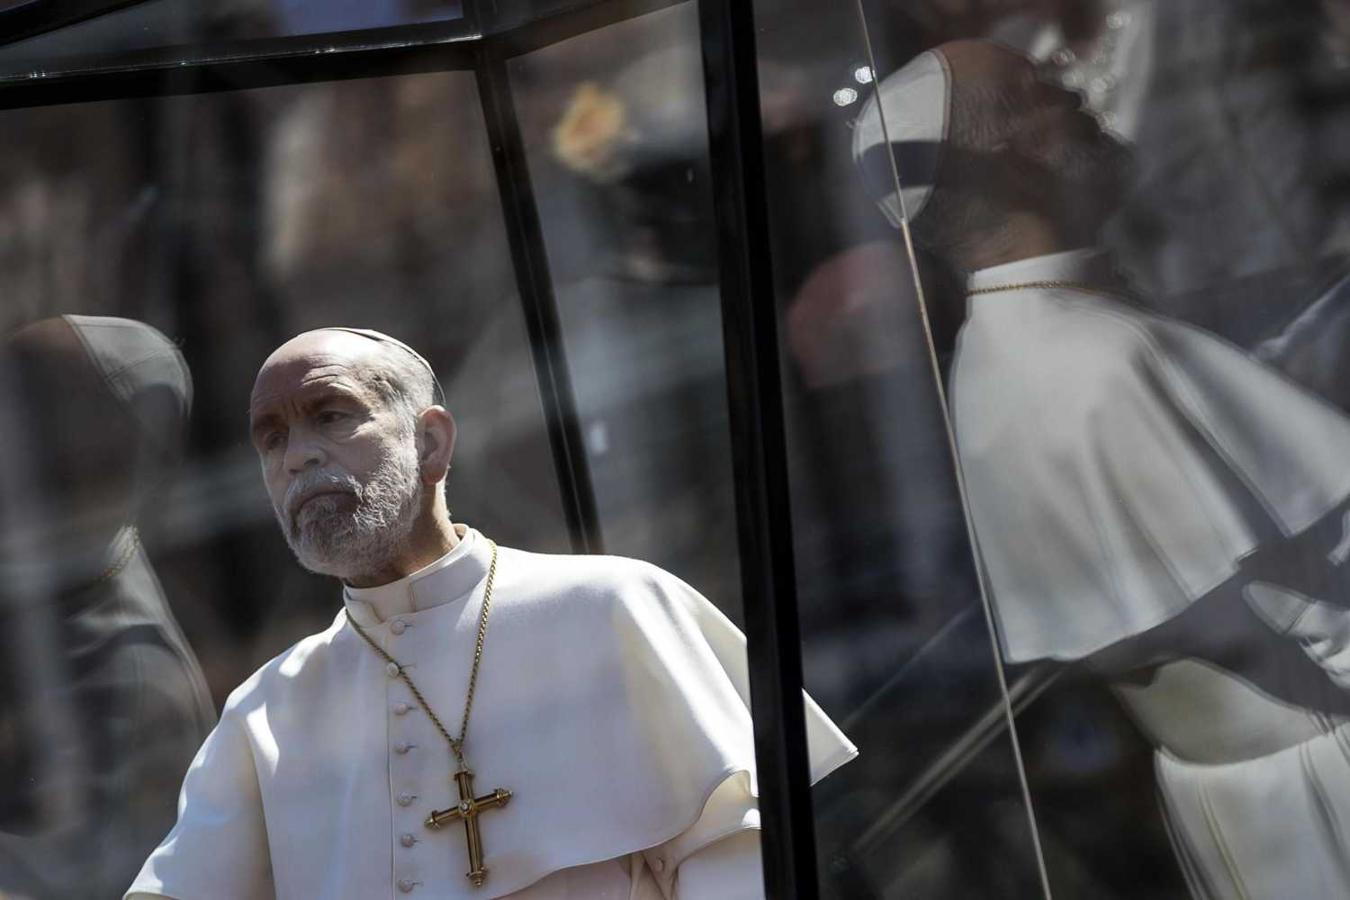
<box><xmin>0</xmin><ymin>317</ymin><xmax>214</xmax><ymax>899</ymax></box>
<box><xmin>859</xmin><ymin>15</ymin><xmax>1350</xmax><ymax>895</ymax></box>
<box><xmin>745</xmin><ymin>1</ymin><xmax>1047</xmax><ymax>895</ymax></box>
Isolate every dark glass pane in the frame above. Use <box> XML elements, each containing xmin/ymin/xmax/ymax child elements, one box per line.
<box><xmin>506</xmin><ymin>1</ymin><xmax>744</xmax><ymax>623</ymax></box>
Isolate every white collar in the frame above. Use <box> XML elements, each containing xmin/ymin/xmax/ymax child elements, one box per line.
<box><xmin>342</xmin><ymin>523</ymin><xmax>490</xmax><ymax>626</ymax></box>
<box><xmin>967</xmin><ymin>247</ymin><xmax>1120</xmax><ymax>295</ymax></box>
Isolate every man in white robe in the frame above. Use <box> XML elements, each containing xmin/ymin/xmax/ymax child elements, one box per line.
<box><xmin>125</xmin><ymin>328</ymin><xmax>856</xmax><ymax>899</ymax></box>
<box><xmin>856</xmin><ymin>41</ymin><xmax>1350</xmax><ymax>898</ymax></box>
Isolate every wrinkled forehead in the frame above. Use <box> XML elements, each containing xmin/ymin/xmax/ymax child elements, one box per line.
<box><xmin>250</xmin><ymin>356</ymin><xmax>362</xmax><ymax>406</ymax></box>
<box><xmin>250</xmin><ymin>333</ymin><xmax>384</xmax><ymax>414</ymax></box>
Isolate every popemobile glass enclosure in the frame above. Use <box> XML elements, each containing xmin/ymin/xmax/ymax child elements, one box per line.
<box><xmin>4</xmin><ymin>0</ymin><xmax>1350</xmax><ymax>897</ymax></box>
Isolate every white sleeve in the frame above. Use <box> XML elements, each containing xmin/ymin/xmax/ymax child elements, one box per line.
<box><xmin>672</xmin><ymin>831</ymin><xmax>765</xmax><ymax>900</ymax></box>
<box><xmin>638</xmin><ymin>771</ymin><xmax>764</xmax><ymax>900</ymax></box>
<box><xmin>123</xmin><ymin>707</ymin><xmax>274</xmax><ymax>900</ymax></box>
<box><xmin>666</xmin><ymin>574</ymin><xmax>858</xmax><ymax>785</ymax></box>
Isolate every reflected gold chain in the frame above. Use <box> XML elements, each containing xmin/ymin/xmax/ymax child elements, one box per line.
<box><xmin>99</xmin><ymin>528</ymin><xmax>141</xmax><ymax>584</ymax></box>
<box><xmin>345</xmin><ymin>539</ymin><xmax>499</xmax><ymax>765</ymax></box>
<box><xmin>967</xmin><ymin>280</ymin><xmax>1135</xmax><ymax>299</ymax></box>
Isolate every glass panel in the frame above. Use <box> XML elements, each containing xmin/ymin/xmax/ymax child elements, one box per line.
<box><xmin>0</xmin><ymin>0</ymin><xmax>466</xmax><ymax>77</ymax></box>
<box><xmin>0</xmin><ymin>67</ymin><xmax>565</xmax><ymax>896</ymax></box>
<box><xmin>852</xmin><ymin>0</ymin><xmax>1350</xmax><ymax>896</ymax></box>
<box><xmin>506</xmin><ymin>1</ymin><xmax>744</xmax><ymax>623</ymax></box>
<box><xmin>743</xmin><ymin>0</ymin><xmax>1047</xmax><ymax>895</ymax></box>
<box><xmin>825</xmin><ymin>739</ymin><xmax>1051</xmax><ymax>897</ymax></box>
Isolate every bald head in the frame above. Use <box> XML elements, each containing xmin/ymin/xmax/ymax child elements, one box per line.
<box><xmin>253</xmin><ymin>329</ymin><xmax>439</xmax><ymax>425</ymax></box>
<box><xmin>249</xmin><ymin>329</ymin><xmax>457</xmax><ymax>585</ymax></box>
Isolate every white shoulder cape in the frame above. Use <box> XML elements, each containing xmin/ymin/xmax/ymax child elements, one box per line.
<box><xmin>128</xmin><ymin>533</ymin><xmax>855</xmax><ymax>899</ymax></box>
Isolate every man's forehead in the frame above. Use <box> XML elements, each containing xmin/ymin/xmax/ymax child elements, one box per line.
<box><xmin>249</xmin><ymin>353</ymin><xmax>375</xmax><ymax>416</ymax></box>
<box><xmin>262</xmin><ymin>329</ymin><xmax>388</xmax><ymax>370</ymax></box>
<box><xmin>253</xmin><ymin>330</ymin><xmax>385</xmax><ymax>395</ymax></box>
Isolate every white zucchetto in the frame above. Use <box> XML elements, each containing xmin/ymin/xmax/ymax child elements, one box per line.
<box><xmin>851</xmin><ymin>50</ymin><xmax>952</xmax><ymax>226</ymax></box>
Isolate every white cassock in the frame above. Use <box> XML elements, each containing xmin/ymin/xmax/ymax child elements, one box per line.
<box><xmin>952</xmin><ymin>248</ymin><xmax>1350</xmax><ymax>898</ymax></box>
<box><xmin>125</xmin><ymin>525</ymin><xmax>856</xmax><ymax>900</ymax></box>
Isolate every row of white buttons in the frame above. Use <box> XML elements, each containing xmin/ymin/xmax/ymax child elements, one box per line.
<box><xmin>389</xmin><ymin>624</ymin><xmax>416</xmax><ymax>895</ymax></box>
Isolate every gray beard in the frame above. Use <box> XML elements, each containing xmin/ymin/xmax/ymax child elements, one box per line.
<box><xmin>278</xmin><ymin>441</ymin><xmax>423</xmax><ymax>582</ymax></box>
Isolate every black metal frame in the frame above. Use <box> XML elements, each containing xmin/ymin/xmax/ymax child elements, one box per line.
<box><xmin>697</xmin><ymin>0</ymin><xmax>818</xmax><ymax>897</ymax></box>
<box><xmin>0</xmin><ymin>0</ymin><xmax>144</xmax><ymax>47</ymax></box>
<box><xmin>475</xmin><ymin>39</ymin><xmax>603</xmax><ymax>554</ymax></box>
<box><xmin>0</xmin><ymin>1</ymin><xmax>816</xmax><ymax>895</ymax></box>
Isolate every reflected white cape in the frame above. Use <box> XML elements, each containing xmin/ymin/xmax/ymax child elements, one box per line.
<box><xmin>952</xmin><ymin>250</ymin><xmax>1350</xmax><ymax>662</ymax></box>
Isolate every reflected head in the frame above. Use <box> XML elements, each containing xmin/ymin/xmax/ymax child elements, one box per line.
<box><xmin>858</xmin><ymin>39</ymin><xmax>1131</xmax><ymax>272</ymax></box>
<box><xmin>5</xmin><ymin>316</ymin><xmax>189</xmax><ymax>533</ymax></box>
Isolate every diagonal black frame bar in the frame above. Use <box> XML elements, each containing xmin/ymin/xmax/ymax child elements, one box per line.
<box><xmin>474</xmin><ymin>40</ymin><xmax>604</xmax><ymax>556</ymax></box>
<box><xmin>487</xmin><ymin>0</ymin><xmax>680</xmax><ymax>55</ymax></box>
<box><xmin>0</xmin><ymin>0</ymin><xmax>144</xmax><ymax>47</ymax></box>
<box><xmin>697</xmin><ymin>0</ymin><xmax>818</xmax><ymax>897</ymax></box>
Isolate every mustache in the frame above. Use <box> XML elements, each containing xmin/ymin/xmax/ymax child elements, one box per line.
<box><xmin>284</xmin><ymin>470</ymin><xmax>362</xmax><ymax>522</ymax></box>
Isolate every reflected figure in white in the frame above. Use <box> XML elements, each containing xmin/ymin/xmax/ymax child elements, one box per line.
<box><xmin>858</xmin><ymin>40</ymin><xmax>1350</xmax><ymax>898</ymax></box>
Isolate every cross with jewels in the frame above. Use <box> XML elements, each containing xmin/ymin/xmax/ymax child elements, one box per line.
<box><xmin>425</xmin><ymin>768</ymin><xmax>513</xmax><ymax>887</ymax></box>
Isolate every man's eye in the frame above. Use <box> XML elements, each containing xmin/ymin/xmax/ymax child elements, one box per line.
<box><xmin>262</xmin><ymin>431</ymin><xmax>286</xmax><ymax>452</ymax></box>
<box><xmin>316</xmin><ymin>410</ymin><xmax>348</xmax><ymax>425</ymax></box>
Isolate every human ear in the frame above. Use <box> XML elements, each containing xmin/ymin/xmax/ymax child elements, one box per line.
<box><xmin>416</xmin><ymin>406</ymin><xmax>456</xmax><ymax>485</ymax></box>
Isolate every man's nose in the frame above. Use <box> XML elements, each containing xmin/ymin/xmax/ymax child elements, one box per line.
<box><xmin>283</xmin><ymin>429</ymin><xmax>326</xmax><ymax>474</ymax></box>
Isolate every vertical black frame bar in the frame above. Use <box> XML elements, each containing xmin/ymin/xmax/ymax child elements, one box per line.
<box><xmin>474</xmin><ymin>40</ymin><xmax>604</xmax><ymax>556</ymax></box>
<box><xmin>697</xmin><ymin>0</ymin><xmax>817</xmax><ymax>897</ymax></box>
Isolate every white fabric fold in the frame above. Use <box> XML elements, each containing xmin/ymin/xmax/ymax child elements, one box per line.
<box><xmin>954</xmin><ymin>250</ymin><xmax>1350</xmax><ymax>662</ymax></box>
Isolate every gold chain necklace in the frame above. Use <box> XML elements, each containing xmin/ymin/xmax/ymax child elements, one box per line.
<box><xmin>344</xmin><ymin>538</ymin><xmax>512</xmax><ymax>889</ymax></box>
<box><xmin>966</xmin><ymin>279</ymin><xmax>1135</xmax><ymax>300</ymax></box>
<box><xmin>98</xmin><ymin>528</ymin><xmax>141</xmax><ymax>583</ymax></box>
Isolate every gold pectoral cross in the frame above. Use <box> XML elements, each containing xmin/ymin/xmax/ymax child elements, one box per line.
<box><xmin>425</xmin><ymin>768</ymin><xmax>512</xmax><ymax>887</ymax></box>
